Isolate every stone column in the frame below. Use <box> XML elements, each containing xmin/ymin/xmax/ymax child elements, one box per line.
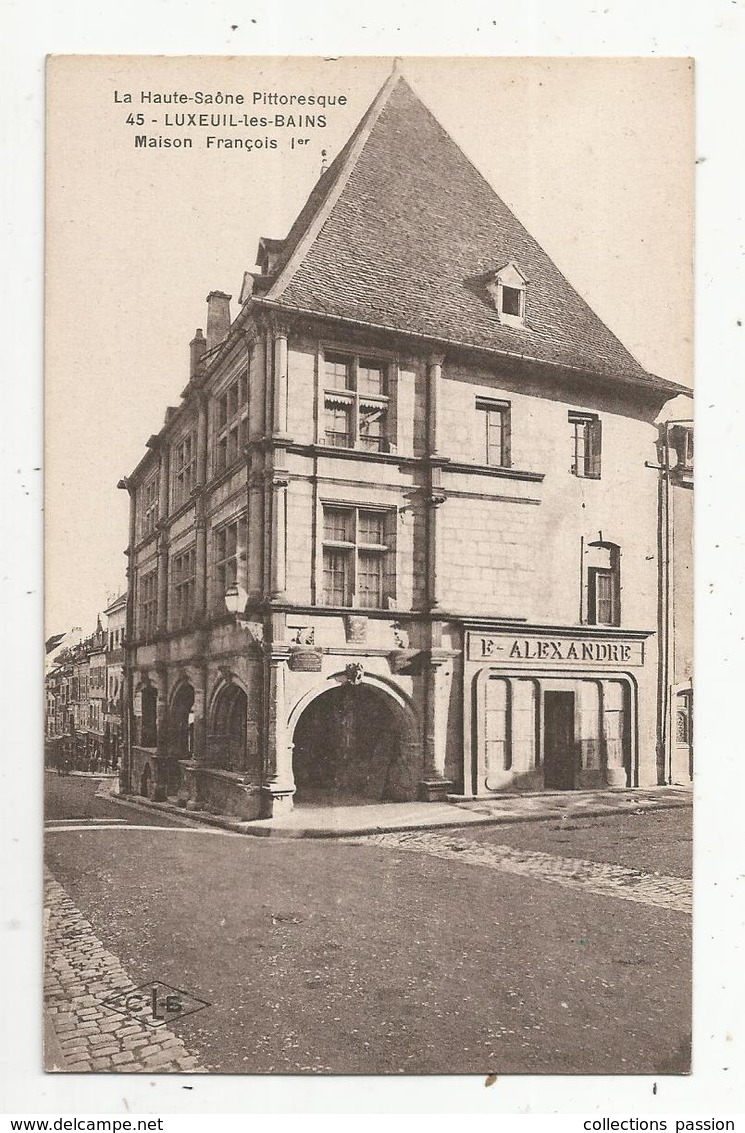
<box><xmin>191</xmin><ymin>664</ymin><xmax>208</xmax><ymax>765</ymax></box>
<box><xmin>194</xmin><ymin>501</ymin><xmax>207</xmax><ymax>621</ymax></box>
<box><xmin>196</xmin><ymin>393</ymin><xmax>208</xmax><ymax>486</ymax></box>
<box><xmin>158</xmin><ymin>445</ymin><xmax>170</xmax><ymax>522</ymax></box>
<box><xmin>182</xmin><ymin>662</ymin><xmax>207</xmax><ymax>811</ymax></box>
<box><xmin>426</xmin><ymin>354</ymin><xmax>444</xmax><ymax>457</ymax></box>
<box><xmin>272</xmin><ymin>326</ymin><xmax>289</xmax><ymax>436</ymax></box>
<box><xmin>260</xmin><ymin>648</ymin><xmax>295</xmax><ymax>816</ymax></box>
<box><xmin>152</xmin><ymin>667</ymin><xmax>169</xmax><ymax>801</ymax></box>
<box><xmin>245</xmin><ymin>335</ymin><xmax>264</xmax><ymax>602</ymax></box>
<box><xmin>156</xmin><ymin>535</ymin><xmax>169</xmax><ymax>634</ymax></box>
<box><xmin>270</xmin><ymin>474</ymin><xmax>289</xmax><ymax>601</ymax></box>
<box><xmin>419</xmin><ymin>653</ymin><xmax>454</xmax><ymax>801</ymax></box>
<box><xmin>426</xmin><ymin>490</ymin><xmax>446</xmax><ymax>610</ymax></box>
<box><xmin>247</xmin><ymin>454</ymin><xmax>264</xmax><ymax>600</ymax></box>
<box><xmin>601</xmin><ymin>679</ymin><xmax>628</xmax><ymax>787</ymax></box>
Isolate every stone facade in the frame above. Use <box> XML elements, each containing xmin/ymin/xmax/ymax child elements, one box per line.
<box><xmin>119</xmin><ymin>71</ymin><xmax>689</xmax><ymax>818</ymax></box>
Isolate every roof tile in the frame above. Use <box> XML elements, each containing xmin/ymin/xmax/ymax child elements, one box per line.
<box><xmin>270</xmin><ymin>76</ymin><xmax>654</xmax><ymax>382</ymax></box>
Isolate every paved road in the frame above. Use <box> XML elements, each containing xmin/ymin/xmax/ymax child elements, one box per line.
<box><xmin>44</xmin><ymin>773</ymin><xmax>193</xmax><ymax>827</ymax></box>
<box><xmin>44</xmin><ymin>775</ymin><xmax>692</xmax><ymax>1076</ymax></box>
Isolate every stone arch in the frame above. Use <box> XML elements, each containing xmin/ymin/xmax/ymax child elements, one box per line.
<box><xmin>208</xmin><ymin>676</ymin><xmax>250</xmax><ymax>773</ymax></box>
<box><xmin>140</xmin><ymin>684</ymin><xmax>158</xmax><ymax>749</ymax></box>
<box><xmin>169</xmin><ymin>679</ymin><xmax>195</xmax><ymax>761</ymax></box>
<box><xmin>288</xmin><ymin>672</ymin><xmax>421</xmax><ymax>803</ymax></box>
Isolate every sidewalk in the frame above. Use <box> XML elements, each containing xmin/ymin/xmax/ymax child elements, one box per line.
<box><xmin>45</xmin><ymin>770</ymin><xmax>118</xmax><ymax>779</ymax></box>
<box><xmin>108</xmin><ymin>784</ymin><xmax>692</xmax><ymax>839</ymax></box>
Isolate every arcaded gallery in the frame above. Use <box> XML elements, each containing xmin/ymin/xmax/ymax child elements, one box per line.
<box><xmin>120</xmin><ymin>70</ymin><xmax>690</xmax><ymax>820</ymax></box>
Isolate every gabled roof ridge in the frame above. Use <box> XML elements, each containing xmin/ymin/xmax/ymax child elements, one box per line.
<box><xmin>401</xmin><ymin>81</ymin><xmax>647</xmax><ymax>375</ymax></box>
<box><xmin>258</xmin><ymin>69</ymin><xmax>655</xmax><ymax>383</ymax></box>
<box><xmin>267</xmin><ymin>68</ymin><xmax>404</xmax><ymax>301</ymax></box>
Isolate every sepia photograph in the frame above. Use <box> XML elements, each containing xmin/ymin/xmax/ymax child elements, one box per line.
<box><xmin>43</xmin><ymin>54</ymin><xmax>694</xmax><ymax>1078</ymax></box>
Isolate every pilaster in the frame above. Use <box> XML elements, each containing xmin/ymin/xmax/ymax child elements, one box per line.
<box><xmin>194</xmin><ymin>496</ymin><xmax>207</xmax><ymax>621</ymax></box>
<box><xmin>260</xmin><ymin>642</ymin><xmax>295</xmax><ymax>816</ymax></box>
<box><xmin>426</xmin><ymin>353</ymin><xmax>445</xmax><ymax>458</ymax></box>
<box><xmin>152</xmin><ymin>665</ymin><xmax>169</xmax><ymax>801</ymax></box>
<box><xmin>601</xmin><ymin>680</ymin><xmax>628</xmax><ymax>787</ymax></box>
<box><xmin>156</xmin><ymin>533</ymin><xmax>169</xmax><ymax>634</ymax></box>
<box><xmin>419</xmin><ymin>648</ymin><xmax>454</xmax><ymax>801</ymax></box>
<box><xmin>270</xmin><ymin>471</ymin><xmax>290</xmax><ymax>601</ymax></box>
<box><xmin>272</xmin><ymin>325</ymin><xmax>290</xmax><ymax>436</ymax></box>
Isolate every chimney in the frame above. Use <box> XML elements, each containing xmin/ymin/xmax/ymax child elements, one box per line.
<box><xmin>205</xmin><ymin>291</ymin><xmax>232</xmax><ymax>351</ymax></box>
<box><xmin>190</xmin><ymin>328</ymin><xmax>207</xmax><ymax>381</ymax></box>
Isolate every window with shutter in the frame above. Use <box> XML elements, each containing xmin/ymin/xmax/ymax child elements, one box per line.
<box><xmin>588</xmin><ymin>565</ymin><xmax>619</xmax><ymax>626</ymax></box>
<box><xmin>569</xmin><ymin>412</ymin><xmax>602</xmax><ymax>479</ymax></box>
<box><xmin>476</xmin><ymin>398</ymin><xmax>511</xmax><ymax>467</ymax></box>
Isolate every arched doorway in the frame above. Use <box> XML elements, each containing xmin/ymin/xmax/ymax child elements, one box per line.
<box><xmin>141</xmin><ymin>684</ymin><xmax>157</xmax><ymax>747</ymax></box>
<box><xmin>170</xmin><ymin>683</ymin><xmax>195</xmax><ymax>760</ymax></box>
<box><xmin>140</xmin><ymin>762</ymin><xmax>152</xmax><ymax>798</ymax></box>
<box><xmin>209</xmin><ymin>683</ymin><xmax>248</xmax><ymax>773</ymax></box>
<box><xmin>292</xmin><ymin>682</ymin><xmax>416</xmax><ymax>804</ymax></box>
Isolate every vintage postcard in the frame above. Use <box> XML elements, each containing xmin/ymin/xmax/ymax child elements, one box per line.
<box><xmin>44</xmin><ymin>55</ymin><xmax>694</xmax><ymax>1077</ymax></box>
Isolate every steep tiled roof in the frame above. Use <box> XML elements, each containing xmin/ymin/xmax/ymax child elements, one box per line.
<box><xmin>266</xmin><ymin>75</ymin><xmax>664</xmax><ymax>384</ymax></box>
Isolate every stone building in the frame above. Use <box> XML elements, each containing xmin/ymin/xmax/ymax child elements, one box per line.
<box><xmin>119</xmin><ymin>70</ymin><xmax>689</xmax><ymax>818</ymax></box>
<box><xmin>87</xmin><ymin>618</ymin><xmax>107</xmax><ymax>755</ymax></box>
<box><xmin>104</xmin><ymin>592</ymin><xmax>127</xmax><ymax>770</ymax></box>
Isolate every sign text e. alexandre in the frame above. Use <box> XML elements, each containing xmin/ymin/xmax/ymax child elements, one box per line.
<box><xmin>467</xmin><ymin>631</ymin><xmax>644</xmax><ymax>668</ymax></box>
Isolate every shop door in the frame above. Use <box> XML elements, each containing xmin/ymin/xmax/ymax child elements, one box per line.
<box><xmin>544</xmin><ymin>691</ymin><xmax>576</xmax><ymax>790</ymax></box>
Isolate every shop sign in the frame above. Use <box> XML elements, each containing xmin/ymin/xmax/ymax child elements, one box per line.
<box><xmin>467</xmin><ymin>631</ymin><xmax>644</xmax><ymax>667</ymax></box>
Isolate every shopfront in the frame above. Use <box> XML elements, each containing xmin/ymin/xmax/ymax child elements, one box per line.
<box><xmin>463</xmin><ymin>626</ymin><xmax>655</xmax><ymax>795</ymax></box>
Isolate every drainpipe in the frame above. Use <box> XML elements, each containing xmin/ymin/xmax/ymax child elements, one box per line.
<box><xmin>659</xmin><ymin>422</ymin><xmax>672</xmax><ymax>785</ymax></box>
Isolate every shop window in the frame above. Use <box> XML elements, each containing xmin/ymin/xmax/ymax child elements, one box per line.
<box><xmin>214</xmin><ymin>371</ymin><xmax>248</xmax><ymax>475</ymax></box>
<box><xmin>321</xmin><ymin>504</ymin><xmax>395</xmax><ymax>609</ymax></box>
<box><xmin>676</xmin><ymin>690</ymin><xmax>693</xmax><ymax>745</ymax></box>
<box><xmin>476</xmin><ymin>398</ymin><xmax>511</xmax><ymax>467</ymax></box>
<box><xmin>322</xmin><ymin>351</ymin><xmax>390</xmax><ymax>453</ymax></box>
<box><xmin>484</xmin><ymin>676</ymin><xmax>511</xmax><ymax>772</ymax></box>
<box><xmin>570</xmin><ymin>412</ymin><xmax>602</xmax><ymax>479</ymax></box>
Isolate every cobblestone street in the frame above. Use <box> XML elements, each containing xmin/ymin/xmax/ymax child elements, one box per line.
<box><xmin>44</xmin><ymin>775</ymin><xmax>692</xmax><ymax>1075</ymax></box>
<box><xmin>352</xmin><ymin>832</ymin><xmax>692</xmax><ymax>913</ymax></box>
<box><xmin>44</xmin><ymin>870</ymin><xmax>205</xmax><ymax>1074</ymax></box>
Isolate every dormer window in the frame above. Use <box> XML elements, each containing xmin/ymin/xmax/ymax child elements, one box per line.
<box><xmin>256</xmin><ymin>237</ymin><xmax>285</xmax><ymax>277</ymax></box>
<box><xmin>501</xmin><ymin>286</ymin><xmax>522</xmax><ymax>317</ymax></box>
<box><xmin>487</xmin><ymin>261</ymin><xmax>528</xmax><ymax>328</ymax></box>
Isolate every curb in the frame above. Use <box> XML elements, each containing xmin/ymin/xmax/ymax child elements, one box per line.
<box><xmin>107</xmin><ymin>790</ymin><xmax>692</xmax><ymax>840</ymax></box>
<box><xmin>44</xmin><ymin>1008</ymin><xmax>70</xmax><ymax>1072</ymax></box>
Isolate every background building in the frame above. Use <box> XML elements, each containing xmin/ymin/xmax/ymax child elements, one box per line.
<box><xmin>45</xmin><ymin>611</ymin><xmax>124</xmax><ymax>771</ymax></box>
<box><xmin>120</xmin><ymin>71</ymin><xmax>690</xmax><ymax>818</ymax></box>
<box><xmin>104</xmin><ymin>592</ymin><xmax>126</xmax><ymax>772</ymax></box>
